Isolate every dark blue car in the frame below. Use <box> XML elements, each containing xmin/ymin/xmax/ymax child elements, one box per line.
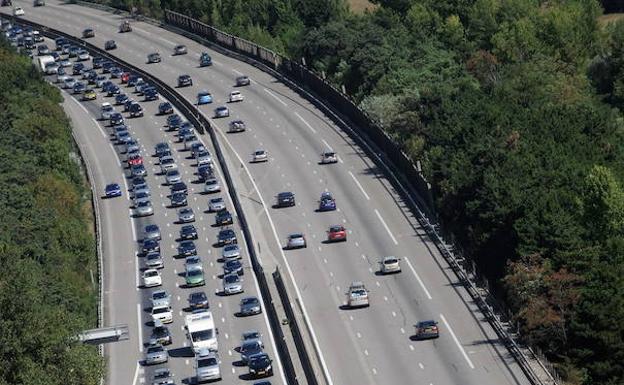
<box><xmin>144</xmin><ymin>88</ymin><xmax>159</xmax><ymax>101</ymax></box>
<box><xmin>105</xmin><ymin>183</ymin><xmax>122</xmax><ymax>198</ymax></box>
<box><xmin>115</xmin><ymin>93</ymin><xmax>129</xmax><ymax>105</ymax></box>
<box><xmin>158</xmin><ymin>102</ymin><xmax>173</xmax><ymax>115</ymax></box>
<box><xmin>197</xmin><ymin>90</ymin><xmax>212</xmax><ymax>105</ymax></box>
<box><xmin>318</xmin><ymin>192</ymin><xmax>336</xmax><ymax>211</ymax></box>
<box><xmin>72</xmin><ymin>62</ymin><xmax>85</xmax><ymax>75</ymax></box>
<box><xmin>166</xmin><ymin>114</ymin><xmax>182</xmax><ymax>130</ymax></box>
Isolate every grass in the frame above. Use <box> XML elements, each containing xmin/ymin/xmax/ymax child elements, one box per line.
<box><xmin>347</xmin><ymin>0</ymin><xmax>377</xmax><ymax>13</ymax></box>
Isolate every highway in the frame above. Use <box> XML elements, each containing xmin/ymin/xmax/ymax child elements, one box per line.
<box><xmin>9</xmin><ymin>2</ymin><xmax>534</xmax><ymax>385</ymax></box>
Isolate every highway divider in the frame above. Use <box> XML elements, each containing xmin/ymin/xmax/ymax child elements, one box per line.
<box><xmin>6</xmin><ymin>15</ymin><xmax>303</xmax><ymax>385</ymax></box>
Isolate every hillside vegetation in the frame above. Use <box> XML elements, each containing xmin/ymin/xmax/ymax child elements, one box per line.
<box><xmin>89</xmin><ymin>0</ymin><xmax>624</xmax><ymax>383</ymax></box>
<box><xmin>0</xmin><ymin>41</ymin><xmax>103</xmax><ymax>384</ymax></box>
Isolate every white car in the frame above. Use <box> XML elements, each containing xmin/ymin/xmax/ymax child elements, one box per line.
<box><xmin>204</xmin><ymin>177</ymin><xmax>221</xmax><ymax>193</ymax></box>
<box><xmin>208</xmin><ymin>197</ymin><xmax>226</xmax><ymax>212</ymax></box>
<box><xmin>151</xmin><ymin>305</ymin><xmax>173</xmax><ymax>324</ymax></box>
<box><xmin>165</xmin><ymin>169</ymin><xmax>182</xmax><ymax>185</ymax></box>
<box><xmin>63</xmin><ymin>77</ymin><xmax>77</xmax><ymax>89</ymax></box>
<box><xmin>77</xmin><ymin>50</ymin><xmax>90</xmax><ymax>61</ymax></box>
<box><xmin>13</xmin><ymin>7</ymin><xmax>25</xmax><ymax>16</ymax></box>
<box><xmin>320</xmin><ymin>151</ymin><xmax>338</xmax><ymax>164</ymax></box>
<box><xmin>380</xmin><ymin>256</ymin><xmax>401</xmax><ymax>274</ymax></box>
<box><xmin>229</xmin><ymin>90</ymin><xmax>244</xmax><ymax>102</ymax></box>
<box><xmin>214</xmin><ymin>106</ymin><xmax>229</xmax><ymax>118</ymax></box>
<box><xmin>251</xmin><ymin>149</ymin><xmax>268</xmax><ymax>163</ymax></box>
<box><xmin>100</xmin><ymin>102</ymin><xmax>114</xmax><ymax>120</ymax></box>
<box><xmin>159</xmin><ymin>156</ymin><xmax>177</xmax><ymax>173</ymax></box>
<box><xmin>143</xmin><ymin>269</ymin><xmax>162</xmax><ymax>287</ymax></box>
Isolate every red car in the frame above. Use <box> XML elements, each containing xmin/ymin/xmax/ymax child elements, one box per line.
<box><xmin>327</xmin><ymin>225</ymin><xmax>347</xmax><ymax>242</ymax></box>
<box><xmin>127</xmin><ymin>153</ymin><xmax>143</xmax><ymax>166</ymax></box>
<box><xmin>120</xmin><ymin>72</ymin><xmax>131</xmax><ymax>83</ymax></box>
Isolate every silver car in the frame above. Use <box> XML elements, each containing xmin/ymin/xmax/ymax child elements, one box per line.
<box><xmin>159</xmin><ymin>156</ymin><xmax>177</xmax><ymax>173</ymax></box>
<box><xmin>184</xmin><ymin>255</ymin><xmax>202</xmax><ymax>271</ymax></box>
<box><xmin>174</xmin><ymin>44</ymin><xmax>187</xmax><ymax>55</ymax></box>
<box><xmin>222</xmin><ymin>273</ymin><xmax>243</xmax><ymax>295</ymax></box>
<box><xmin>151</xmin><ymin>289</ymin><xmax>172</xmax><ymax>308</ymax></box>
<box><xmin>222</xmin><ymin>244</ymin><xmax>240</xmax><ymax>260</ymax></box>
<box><xmin>380</xmin><ymin>256</ymin><xmax>401</xmax><ymax>274</ymax></box>
<box><xmin>144</xmin><ymin>343</ymin><xmax>168</xmax><ymax>365</ymax></box>
<box><xmin>208</xmin><ymin>197</ymin><xmax>225</xmax><ymax>212</ymax></box>
<box><xmin>144</xmin><ymin>224</ymin><xmax>161</xmax><ymax>241</ymax></box>
<box><xmin>195</xmin><ymin>349</ymin><xmax>221</xmax><ymax>382</ymax></box>
<box><xmin>165</xmin><ymin>169</ymin><xmax>182</xmax><ymax>185</ymax></box>
<box><xmin>133</xmin><ymin>191</ymin><xmax>151</xmax><ymax>207</ymax></box>
<box><xmin>204</xmin><ymin>178</ymin><xmax>221</xmax><ymax>193</ymax></box>
<box><xmin>135</xmin><ymin>201</ymin><xmax>154</xmax><ymax>217</ymax></box>
<box><xmin>286</xmin><ymin>233</ymin><xmax>306</xmax><ymax>249</ymax></box>
<box><xmin>178</xmin><ymin>207</ymin><xmax>195</xmax><ymax>223</ymax></box>
<box><xmin>197</xmin><ymin>152</ymin><xmax>212</xmax><ymax>166</ymax></box>
<box><xmin>151</xmin><ymin>367</ymin><xmax>174</xmax><ymax>385</ymax></box>
<box><xmin>63</xmin><ymin>77</ymin><xmax>76</xmax><ymax>89</ymax></box>
<box><xmin>251</xmin><ymin>149</ymin><xmax>268</xmax><ymax>163</ymax></box>
<box><xmin>146</xmin><ymin>252</ymin><xmax>164</xmax><ymax>269</ymax></box>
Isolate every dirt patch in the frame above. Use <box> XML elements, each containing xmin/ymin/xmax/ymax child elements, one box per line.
<box><xmin>347</xmin><ymin>0</ymin><xmax>378</xmax><ymax>13</ymax></box>
<box><xmin>598</xmin><ymin>13</ymin><xmax>624</xmax><ymax>26</ymax></box>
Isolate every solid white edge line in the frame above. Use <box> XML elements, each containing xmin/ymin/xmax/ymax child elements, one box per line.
<box><xmin>214</xmin><ymin>124</ymin><xmax>335</xmax><ymax>385</ymax></box>
<box><xmin>67</xmin><ymin>92</ymin><xmax>108</xmax><ymax>139</ymax></box>
<box><xmin>264</xmin><ymin>87</ymin><xmax>287</xmax><ymax>106</ymax></box>
<box><xmin>136</xmin><ymin>303</ymin><xmax>143</xmax><ymax>352</ymax></box>
<box><xmin>131</xmin><ymin>361</ymin><xmax>140</xmax><ymax>385</ymax></box>
<box><xmin>349</xmin><ymin>171</ymin><xmax>370</xmax><ymax>200</ymax></box>
<box><xmin>374</xmin><ymin>208</ymin><xmax>398</xmax><ymax>245</ymax></box>
<box><xmin>294</xmin><ymin>111</ymin><xmax>317</xmax><ymax>134</ymax></box>
<box><xmin>440</xmin><ymin>313</ymin><xmax>475</xmax><ymax>369</ymax></box>
<box><xmin>403</xmin><ymin>257</ymin><xmax>432</xmax><ymax>300</ymax></box>
<box><xmin>321</xmin><ymin>138</ymin><xmax>332</xmax><ymax>150</ymax></box>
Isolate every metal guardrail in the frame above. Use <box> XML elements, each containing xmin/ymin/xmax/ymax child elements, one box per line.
<box><xmin>10</xmin><ymin>16</ymin><xmax>301</xmax><ymax>385</ymax></box>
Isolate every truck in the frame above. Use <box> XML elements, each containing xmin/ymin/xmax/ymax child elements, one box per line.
<box><xmin>185</xmin><ymin>310</ymin><xmax>217</xmax><ymax>353</ymax></box>
<box><xmin>36</xmin><ymin>55</ymin><xmax>54</xmax><ymax>72</ymax></box>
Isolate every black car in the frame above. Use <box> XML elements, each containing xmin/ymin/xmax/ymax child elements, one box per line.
<box><xmin>72</xmin><ymin>62</ymin><xmax>84</xmax><ymax>75</ymax></box>
<box><xmin>178</xmin><ymin>240</ymin><xmax>197</xmax><ymax>256</ymax></box>
<box><xmin>104</xmin><ymin>39</ymin><xmax>116</xmax><ymax>50</ymax></box>
<box><xmin>144</xmin><ymin>88</ymin><xmax>159</xmax><ymax>101</ymax></box>
<box><xmin>124</xmin><ymin>99</ymin><xmax>135</xmax><ymax>112</ymax></box>
<box><xmin>215</xmin><ymin>210</ymin><xmax>233</xmax><ymax>226</ymax></box>
<box><xmin>217</xmin><ymin>229</ymin><xmax>237</xmax><ymax>246</ymax></box>
<box><xmin>177</xmin><ymin>74</ymin><xmax>192</xmax><ymax>87</ymax></box>
<box><xmin>248</xmin><ymin>353</ymin><xmax>273</xmax><ymax>378</ymax></box>
<box><xmin>149</xmin><ymin>323</ymin><xmax>172</xmax><ymax>345</ymax></box>
<box><xmin>166</xmin><ymin>114</ymin><xmax>182</xmax><ymax>130</ymax></box>
<box><xmin>155</xmin><ymin>142</ymin><xmax>170</xmax><ymax>157</ymax></box>
<box><xmin>82</xmin><ymin>28</ymin><xmax>95</xmax><ymax>38</ymax></box>
<box><xmin>110</xmin><ymin>112</ymin><xmax>124</xmax><ymax>126</ymax></box>
<box><xmin>142</xmin><ymin>239</ymin><xmax>160</xmax><ymax>254</ymax></box>
<box><xmin>131</xmin><ymin>176</ymin><xmax>146</xmax><ymax>189</ymax></box>
<box><xmin>92</xmin><ymin>56</ymin><xmax>104</xmax><ymax>69</ymax></box>
<box><xmin>127</xmin><ymin>74</ymin><xmax>141</xmax><ymax>86</ymax></box>
<box><xmin>102</xmin><ymin>61</ymin><xmax>114</xmax><ymax>73</ymax></box>
<box><xmin>170</xmin><ymin>192</ymin><xmax>187</xmax><ymax>207</ymax></box>
<box><xmin>276</xmin><ymin>192</ymin><xmax>295</xmax><ymax>207</ymax></box>
<box><xmin>115</xmin><ymin>93</ymin><xmax>129</xmax><ymax>105</ymax></box>
<box><xmin>180</xmin><ymin>224</ymin><xmax>198</xmax><ymax>240</ymax></box>
<box><xmin>158</xmin><ymin>101</ymin><xmax>173</xmax><ymax>115</ymax></box>
<box><xmin>129</xmin><ymin>102</ymin><xmax>144</xmax><ymax>117</ymax></box>
<box><xmin>188</xmin><ymin>291</ymin><xmax>209</xmax><ymax>310</ymax></box>
<box><xmin>224</xmin><ymin>259</ymin><xmax>243</xmax><ymax>276</ymax></box>
<box><xmin>171</xmin><ymin>181</ymin><xmax>188</xmax><ymax>195</ymax></box>
<box><xmin>107</xmin><ymin>84</ymin><xmax>121</xmax><ymax>96</ymax></box>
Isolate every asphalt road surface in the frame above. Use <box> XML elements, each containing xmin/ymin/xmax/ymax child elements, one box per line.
<box><xmin>10</xmin><ymin>3</ymin><xmax>534</xmax><ymax>385</ymax></box>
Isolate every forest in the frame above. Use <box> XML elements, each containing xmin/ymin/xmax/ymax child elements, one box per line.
<box><xmin>0</xmin><ymin>42</ymin><xmax>103</xmax><ymax>384</ymax></box>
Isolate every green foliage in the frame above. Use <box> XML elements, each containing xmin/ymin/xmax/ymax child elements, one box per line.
<box><xmin>0</xmin><ymin>42</ymin><xmax>103</xmax><ymax>384</ymax></box>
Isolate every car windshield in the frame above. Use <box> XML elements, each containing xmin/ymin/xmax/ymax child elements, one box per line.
<box><xmin>191</xmin><ymin>292</ymin><xmax>206</xmax><ymax>301</ymax></box>
<box><xmin>186</xmin><ymin>256</ymin><xmax>200</xmax><ymax>264</ymax></box>
<box><xmin>385</xmin><ymin>258</ymin><xmax>398</xmax><ymax>264</ymax></box>
<box><xmin>242</xmin><ymin>341</ymin><xmax>261</xmax><ymax>352</ymax></box>
<box><xmin>242</xmin><ymin>298</ymin><xmax>258</xmax><ymax>305</ymax></box>
<box><xmin>191</xmin><ymin>329</ymin><xmax>213</xmax><ymax>342</ymax></box>
<box><xmin>224</xmin><ymin>245</ymin><xmax>237</xmax><ymax>252</ymax></box>
<box><xmin>225</xmin><ymin>275</ymin><xmax>238</xmax><ymax>284</ymax></box>
<box><xmin>153</xmin><ymin>291</ymin><xmax>167</xmax><ymax>300</ymax></box>
<box><xmin>138</xmin><ymin>201</ymin><xmax>150</xmax><ymax>208</ymax></box>
<box><xmin>251</xmin><ymin>356</ymin><xmax>270</xmax><ymax>367</ymax></box>
<box><xmin>153</xmin><ymin>307</ymin><xmax>169</xmax><ymax>314</ymax></box>
<box><xmin>181</xmin><ymin>209</ymin><xmax>192</xmax><ymax>215</ymax></box>
<box><xmin>198</xmin><ymin>357</ymin><xmax>217</xmax><ymax>367</ymax></box>
<box><xmin>147</xmin><ymin>346</ymin><xmax>163</xmax><ymax>353</ymax></box>
<box><xmin>146</xmin><ymin>271</ymin><xmax>158</xmax><ymax>277</ymax></box>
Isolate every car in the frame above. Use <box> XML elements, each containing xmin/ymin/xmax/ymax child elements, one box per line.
<box><xmin>414</xmin><ymin>320</ymin><xmax>440</xmax><ymax>339</ymax></box>
<box><xmin>127</xmin><ymin>153</ymin><xmax>143</xmax><ymax>166</ymax></box>
<box><xmin>155</xmin><ymin>142</ymin><xmax>170</xmax><ymax>157</ymax></box>
<box><xmin>136</xmin><ymin>81</ymin><xmax>151</xmax><ymax>94</ymax></box>
<box><xmin>158</xmin><ymin>102</ymin><xmax>173</xmax><ymax>115</ymax></box>
<box><xmin>102</xmin><ymin>81</ymin><xmax>115</xmax><ymax>94</ymax></box>
<box><xmin>320</xmin><ymin>151</ymin><xmax>338</xmax><ymax>164</ymax></box>
<box><xmin>170</xmin><ymin>182</ymin><xmax>188</xmax><ymax>196</ymax></box>
<box><xmin>142</xmin><ymin>239</ymin><xmax>160</xmax><ymax>254</ymax></box>
<box><xmin>197</xmin><ymin>152</ymin><xmax>212</xmax><ymax>167</ymax></box>
<box><xmin>184</xmin><ymin>134</ymin><xmax>199</xmax><ymax>150</ymax></box>
<box><xmin>251</xmin><ymin>149</ymin><xmax>268</xmax><ymax>163</ymax></box>
<box><xmin>100</xmin><ymin>103</ymin><xmax>114</xmax><ymax>120</ymax></box>
<box><xmin>63</xmin><ymin>77</ymin><xmax>77</xmax><ymax>89</ymax></box>
<box><xmin>151</xmin><ymin>290</ymin><xmax>171</xmax><ymax>309</ymax></box>
<box><xmin>241</xmin><ymin>330</ymin><xmax>263</xmax><ymax>345</ymax></box>
<box><xmin>127</xmin><ymin>75</ymin><xmax>142</xmax><ymax>86</ymax></box>
<box><xmin>142</xmin><ymin>224</ymin><xmax>161</xmax><ymax>242</ymax></box>
<box><xmin>198</xmin><ymin>164</ymin><xmax>215</xmax><ymax>182</ymax></box>
<box><xmin>116</xmin><ymin>130</ymin><xmax>131</xmax><ymax>145</ymax></box>
<box><xmin>319</xmin><ymin>195</ymin><xmax>336</xmax><ymax>212</ymax></box>
<box><xmin>346</xmin><ymin>281</ymin><xmax>369</xmax><ymax>308</ymax></box>
<box><xmin>236</xmin><ymin>75</ymin><xmax>251</xmax><ymax>86</ymax></box>
<box><xmin>222</xmin><ymin>244</ymin><xmax>241</xmax><ymax>260</ymax></box>
<box><xmin>177</xmin><ymin>74</ymin><xmax>192</xmax><ymax>87</ymax></box>
<box><xmin>276</xmin><ymin>192</ymin><xmax>295</xmax><ymax>207</ymax></box>
<box><xmin>173</xmin><ymin>44</ymin><xmax>187</xmax><ymax>55</ymax></box>
<box><xmin>121</xmin><ymin>72</ymin><xmax>131</xmax><ymax>83</ymax></box>
<box><xmin>159</xmin><ymin>156</ymin><xmax>177</xmax><ymax>173</ymax></box>
<box><xmin>104</xmin><ymin>40</ymin><xmax>116</xmax><ymax>50</ymax></box>
<box><xmin>152</xmin><ymin>305</ymin><xmax>173</xmax><ymax>324</ymax></box>
<box><xmin>72</xmin><ymin>62</ymin><xmax>85</xmax><ymax>75</ymax></box>
<box><xmin>185</xmin><ymin>266</ymin><xmax>205</xmax><ymax>287</ymax></box>
<box><xmin>180</xmin><ymin>224</ymin><xmax>198</xmax><ymax>240</ymax></box>
<box><xmin>33</xmin><ymin>0</ymin><xmax>45</xmax><ymax>6</ymax></box>
<box><xmin>197</xmin><ymin>90</ymin><xmax>212</xmax><ymax>105</ymax></box>
<box><xmin>144</xmin><ymin>88</ymin><xmax>159</xmax><ymax>101</ymax></box>
<box><xmin>228</xmin><ymin>120</ymin><xmax>246</xmax><ymax>133</ymax></box>
<box><xmin>92</xmin><ymin>56</ymin><xmax>105</xmax><ymax>69</ymax></box>
<box><xmin>147</xmin><ymin>52</ymin><xmax>161</xmax><ymax>63</ymax></box>
<box><xmin>248</xmin><ymin>353</ymin><xmax>273</xmax><ymax>378</ymax></box>
<box><xmin>144</xmin><ymin>343</ymin><xmax>168</xmax><ymax>365</ymax></box>
<box><xmin>115</xmin><ymin>93</ymin><xmax>129</xmax><ymax>105</ymax></box>
<box><xmin>131</xmin><ymin>164</ymin><xmax>148</xmax><ymax>177</ymax></box>
<box><xmin>188</xmin><ymin>291</ymin><xmax>209</xmax><ymax>310</ymax></box>
<box><xmin>107</xmin><ymin>84</ymin><xmax>121</xmax><ymax>96</ymax></box>
<box><xmin>78</xmin><ymin>50</ymin><xmax>90</xmax><ymax>61</ymax></box>
<box><xmin>82</xmin><ymin>28</ymin><xmax>95</xmax><ymax>39</ymax></box>
<box><xmin>229</xmin><ymin>90</ymin><xmax>244</xmax><ymax>102</ymax></box>
<box><xmin>45</xmin><ymin>62</ymin><xmax>60</xmax><ymax>75</ymax></box>
<box><xmin>286</xmin><ymin>233</ymin><xmax>306</xmax><ymax>249</ymax></box>
<box><xmin>110</xmin><ymin>67</ymin><xmax>123</xmax><ymax>78</ymax></box>
<box><xmin>94</xmin><ymin>75</ymin><xmax>107</xmax><ymax>88</ymax></box>
<box><xmin>222</xmin><ymin>273</ymin><xmax>243</xmax><ymax>295</ymax></box>
<box><xmin>240</xmin><ymin>340</ymin><xmax>263</xmax><ymax>363</ymax></box>
<box><xmin>131</xmin><ymin>176</ymin><xmax>147</xmax><ymax>190</ymax></box>
<box><xmin>165</xmin><ymin>169</ymin><xmax>181</xmax><ymax>185</ymax></box>
<box><xmin>128</xmin><ymin>102</ymin><xmax>143</xmax><ymax>118</ymax></box>
<box><xmin>214</xmin><ymin>106</ymin><xmax>229</xmax><ymax>118</ymax></box>
<box><xmin>200</xmin><ymin>52</ymin><xmax>212</xmax><ymax>66</ymax></box>
<box><xmin>166</xmin><ymin>114</ymin><xmax>182</xmax><ymax>130</ymax></box>
<box><xmin>380</xmin><ymin>256</ymin><xmax>401</xmax><ymax>274</ymax></box>
<box><xmin>84</xmin><ymin>69</ymin><xmax>97</xmax><ymax>81</ymax></box>
<box><xmin>217</xmin><ymin>228</ymin><xmax>237</xmax><ymax>246</ymax></box>
<box><xmin>119</xmin><ymin>20</ymin><xmax>132</xmax><ymax>32</ymax></box>
<box><xmin>185</xmin><ymin>255</ymin><xmax>202</xmax><ymax>271</ymax></box>
<box><xmin>104</xmin><ymin>183</ymin><xmax>122</xmax><ymax>198</ymax></box>
<box><xmin>191</xmin><ymin>143</ymin><xmax>206</xmax><ymax>157</ymax></box>
<box><xmin>223</xmin><ymin>259</ymin><xmax>243</xmax><ymax>276</ymax></box>
<box><xmin>110</xmin><ymin>112</ymin><xmax>125</xmax><ymax>126</ymax></box>
<box><xmin>13</xmin><ymin>6</ymin><xmax>24</xmax><ymax>16</ymax></box>
<box><xmin>149</xmin><ymin>322</ymin><xmax>172</xmax><ymax>347</ymax></box>
<box><xmin>125</xmin><ymin>138</ymin><xmax>140</xmax><ymax>154</ymax></box>
<box><xmin>215</xmin><ymin>210</ymin><xmax>233</xmax><ymax>226</ymax></box>
<box><xmin>208</xmin><ymin>197</ymin><xmax>226</xmax><ymax>212</ymax></box>
<box><xmin>68</xmin><ymin>46</ymin><xmax>81</xmax><ymax>58</ymax></box>
<box><xmin>178</xmin><ymin>207</ymin><xmax>195</xmax><ymax>223</ymax></box>
<box><xmin>59</xmin><ymin>58</ymin><xmax>72</xmax><ymax>68</ymax></box>
<box><xmin>124</xmin><ymin>99</ymin><xmax>135</xmax><ymax>112</ymax></box>
<box><xmin>327</xmin><ymin>225</ymin><xmax>347</xmax><ymax>242</ymax></box>
<box><xmin>195</xmin><ymin>349</ymin><xmax>221</xmax><ymax>382</ymax></box>
<box><xmin>204</xmin><ymin>177</ymin><xmax>221</xmax><ymax>193</ymax></box>
<box><xmin>135</xmin><ymin>201</ymin><xmax>154</xmax><ymax>217</ymax></box>
<box><xmin>178</xmin><ymin>240</ymin><xmax>197</xmax><ymax>256</ymax></box>
<box><xmin>143</xmin><ymin>269</ymin><xmax>162</xmax><ymax>287</ymax></box>
<box><xmin>101</xmin><ymin>61</ymin><xmax>114</xmax><ymax>73</ymax></box>
<box><xmin>146</xmin><ymin>252</ymin><xmax>164</xmax><ymax>269</ymax></box>
<box><xmin>37</xmin><ymin>44</ymin><xmax>49</xmax><ymax>55</ymax></box>
<box><xmin>73</xmin><ymin>82</ymin><xmax>86</xmax><ymax>94</ymax></box>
